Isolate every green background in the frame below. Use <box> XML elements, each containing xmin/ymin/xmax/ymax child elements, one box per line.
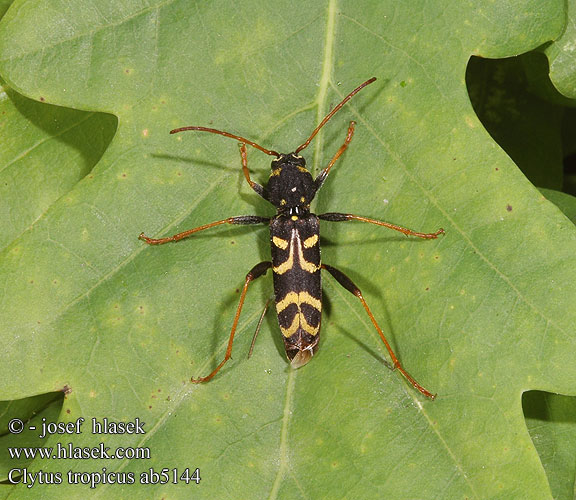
<box><xmin>1</xmin><ymin>0</ymin><xmax>575</xmax><ymax>499</ymax></box>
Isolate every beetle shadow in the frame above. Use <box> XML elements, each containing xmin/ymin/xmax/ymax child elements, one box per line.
<box><xmin>253</xmin><ymin>293</ymin><xmax>287</xmax><ymax>363</ymax></box>
<box><xmin>151</xmin><ymin>152</ymin><xmax>239</xmax><ymax>174</ymax></box>
<box><xmin>151</xmin><ymin>152</ymin><xmax>273</xmax><ymax>212</ymax></box>
<box><xmin>197</xmin><ymin>227</ymin><xmax>275</xmax><ymax>376</ymax></box>
<box><xmin>202</xmin><ymin>273</ymin><xmax>264</xmax><ymax>378</ymax></box>
<box><xmin>145</xmin><ymin>160</ymin><xmax>273</xmax><ymax>377</ymax></box>
<box><xmin>320</xmin><ymin>233</ymin><xmax>440</xmax><ymax>249</ymax></box>
<box><xmin>333</xmin><ymin>323</ymin><xmax>395</xmax><ymax>371</ymax></box>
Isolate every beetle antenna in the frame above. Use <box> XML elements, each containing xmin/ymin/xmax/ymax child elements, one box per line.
<box><xmin>294</xmin><ymin>77</ymin><xmax>376</xmax><ymax>154</ymax></box>
<box><xmin>170</xmin><ymin>126</ymin><xmax>280</xmax><ymax>157</ymax></box>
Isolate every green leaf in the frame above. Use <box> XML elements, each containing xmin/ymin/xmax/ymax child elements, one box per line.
<box><xmin>0</xmin><ymin>82</ymin><xmax>116</xmax><ymax>250</ymax></box>
<box><xmin>524</xmin><ymin>392</ymin><xmax>576</xmax><ymax>500</ymax></box>
<box><xmin>0</xmin><ymin>1</ymin><xmax>11</xmax><ymax>19</ymax></box>
<box><xmin>0</xmin><ymin>1</ymin><xmax>574</xmax><ymax>499</ymax></box>
<box><xmin>543</xmin><ymin>0</ymin><xmax>576</xmax><ymax>99</ymax></box>
<box><xmin>0</xmin><ymin>394</ymin><xmax>64</xmax><ymax>478</ymax></box>
<box><xmin>467</xmin><ymin>55</ymin><xmax>564</xmax><ymax>190</ymax></box>
<box><xmin>539</xmin><ymin>188</ymin><xmax>576</xmax><ymax>225</ymax></box>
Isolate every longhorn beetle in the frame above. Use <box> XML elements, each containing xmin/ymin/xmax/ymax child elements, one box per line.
<box><xmin>139</xmin><ymin>78</ymin><xmax>444</xmax><ymax>399</ymax></box>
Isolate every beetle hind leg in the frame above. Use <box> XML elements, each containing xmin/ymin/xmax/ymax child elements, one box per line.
<box><xmin>192</xmin><ymin>261</ymin><xmax>272</xmax><ymax>383</ymax></box>
<box><xmin>322</xmin><ymin>263</ymin><xmax>436</xmax><ymax>399</ymax></box>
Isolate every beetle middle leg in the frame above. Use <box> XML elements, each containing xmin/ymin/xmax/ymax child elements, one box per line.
<box><xmin>139</xmin><ymin>215</ymin><xmax>269</xmax><ymax>245</ymax></box>
<box><xmin>319</xmin><ymin>213</ymin><xmax>444</xmax><ymax>239</ymax></box>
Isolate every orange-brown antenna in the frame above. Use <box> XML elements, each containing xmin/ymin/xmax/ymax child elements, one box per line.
<box><xmin>294</xmin><ymin>77</ymin><xmax>376</xmax><ymax>154</ymax></box>
<box><xmin>170</xmin><ymin>126</ymin><xmax>280</xmax><ymax>157</ymax></box>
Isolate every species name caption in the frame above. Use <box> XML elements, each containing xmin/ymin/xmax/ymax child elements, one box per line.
<box><xmin>6</xmin><ymin>417</ymin><xmax>201</xmax><ymax>489</ymax></box>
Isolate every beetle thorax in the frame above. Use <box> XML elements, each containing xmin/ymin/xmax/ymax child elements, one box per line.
<box><xmin>266</xmin><ymin>153</ymin><xmax>316</xmax><ymax>211</ymax></box>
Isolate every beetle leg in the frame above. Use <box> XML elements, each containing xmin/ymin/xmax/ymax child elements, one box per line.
<box><xmin>318</xmin><ymin>213</ymin><xmax>444</xmax><ymax>239</ymax></box>
<box><xmin>192</xmin><ymin>261</ymin><xmax>272</xmax><ymax>383</ymax></box>
<box><xmin>139</xmin><ymin>215</ymin><xmax>269</xmax><ymax>245</ymax></box>
<box><xmin>322</xmin><ymin>263</ymin><xmax>436</xmax><ymax>399</ymax></box>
